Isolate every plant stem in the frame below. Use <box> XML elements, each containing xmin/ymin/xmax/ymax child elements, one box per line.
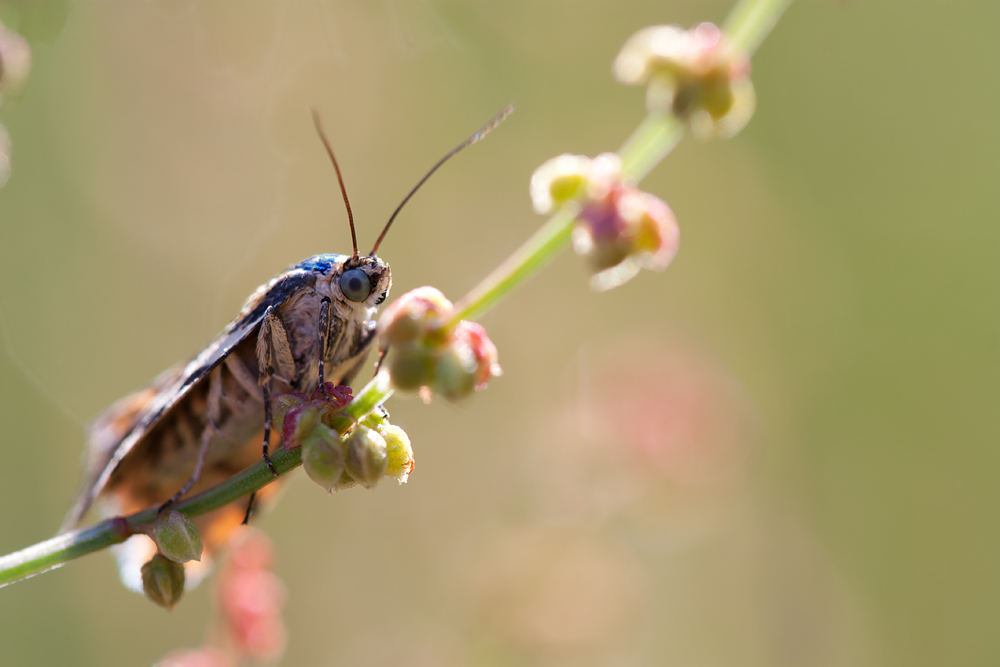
<box><xmin>449</xmin><ymin>206</ymin><xmax>576</xmax><ymax>324</ymax></box>
<box><xmin>0</xmin><ymin>373</ymin><xmax>394</xmax><ymax>588</ymax></box>
<box><xmin>724</xmin><ymin>0</ymin><xmax>793</xmax><ymax>56</ymax></box>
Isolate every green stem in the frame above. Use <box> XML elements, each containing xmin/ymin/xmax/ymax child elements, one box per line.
<box><xmin>724</xmin><ymin>0</ymin><xmax>793</xmax><ymax>56</ymax></box>
<box><xmin>450</xmin><ymin>206</ymin><xmax>576</xmax><ymax>324</ymax></box>
<box><xmin>0</xmin><ymin>374</ymin><xmax>394</xmax><ymax>588</ymax></box>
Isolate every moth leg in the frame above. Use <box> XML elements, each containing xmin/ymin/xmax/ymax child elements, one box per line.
<box><xmin>242</xmin><ymin>491</ymin><xmax>257</xmax><ymax>525</ymax></box>
<box><xmin>317</xmin><ymin>297</ymin><xmax>332</xmax><ymax>399</ymax></box>
<box><xmin>158</xmin><ymin>367</ymin><xmax>223</xmax><ymax>513</ymax></box>
<box><xmin>256</xmin><ymin>306</ymin><xmax>286</xmax><ymax>477</ymax></box>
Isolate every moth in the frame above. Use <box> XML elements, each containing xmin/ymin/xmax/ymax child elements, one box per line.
<box><xmin>63</xmin><ymin>107</ymin><xmax>511</xmax><ymax>590</ymax></box>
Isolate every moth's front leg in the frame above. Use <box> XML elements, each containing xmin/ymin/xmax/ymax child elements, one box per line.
<box><xmin>257</xmin><ymin>306</ymin><xmax>293</xmax><ymax>477</ymax></box>
<box><xmin>317</xmin><ymin>297</ymin><xmax>332</xmax><ymax>399</ymax></box>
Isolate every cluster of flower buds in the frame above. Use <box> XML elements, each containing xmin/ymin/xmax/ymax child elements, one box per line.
<box><xmin>378</xmin><ymin>287</ymin><xmax>501</xmax><ymax>401</ymax></box>
<box><xmin>613</xmin><ymin>22</ymin><xmax>754</xmax><ymax>138</ymax></box>
<box><xmin>531</xmin><ymin>152</ymin><xmax>679</xmax><ymax>291</ymax></box>
<box><xmin>272</xmin><ymin>382</ymin><xmax>414</xmax><ymax>492</ymax></box>
<box><xmin>0</xmin><ymin>20</ymin><xmax>31</xmax><ymax>186</ymax></box>
<box><xmin>140</xmin><ymin>510</ymin><xmax>204</xmax><ymax>609</ymax></box>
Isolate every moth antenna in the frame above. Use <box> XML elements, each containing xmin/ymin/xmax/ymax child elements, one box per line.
<box><xmin>312</xmin><ymin>108</ymin><xmax>359</xmax><ymax>258</ymax></box>
<box><xmin>370</xmin><ymin>104</ymin><xmax>514</xmax><ymax>256</ymax></box>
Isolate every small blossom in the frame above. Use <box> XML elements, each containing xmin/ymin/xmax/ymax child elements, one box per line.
<box><xmin>613</xmin><ymin>23</ymin><xmax>754</xmax><ymax>138</ymax></box>
<box><xmin>530</xmin><ymin>154</ymin><xmax>680</xmax><ymax>290</ymax></box>
<box><xmin>574</xmin><ymin>186</ymin><xmax>679</xmax><ymax>291</ymax></box>
<box><xmin>153</xmin><ymin>511</ymin><xmax>203</xmax><ymax>564</ymax></box>
<box><xmin>381</xmin><ymin>424</ymin><xmax>415</xmax><ymax>484</ymax></box>
<box><xmin>344</xmin><ymin>425</ymin><xmax>389</xmax><ymax>489</ymax></box>
<box><xmin>142</xmin><ymin>553</ymin><xmax>186</xmax><ymax>610</ymax></box>
<box><xmin>378</xmin><ymin>287</ymin><xmax>502</xmax><ymax>400</ymax></box>
<box><xmin>301</xmin><ymin>424</ymin><xmax>346</xmax><ymax>493</ymax></box>
<box><xmin>0</xmin><ymin>22</ymin><xmax>31</xmax><ymax>98</ymax></box>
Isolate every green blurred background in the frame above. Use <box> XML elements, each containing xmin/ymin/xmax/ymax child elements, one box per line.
<box><xmin>2</xmin><ymin>0</ymin><xmax>998</xmax><ymax>665</ymax></box>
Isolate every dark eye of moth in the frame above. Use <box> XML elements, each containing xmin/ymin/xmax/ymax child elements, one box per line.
<box><xmin>340</xmin><ymin>269</ymin><xmax>372</xmax><ymax>302</ymax></box>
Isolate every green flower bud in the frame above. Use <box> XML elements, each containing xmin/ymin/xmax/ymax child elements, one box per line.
<box><xmin>344</xmin><ymin>425</ymin><xmax>388</xmax><ymax>489</ymax></box>
<box><xmin>380</xmin><ymin>424</ymin><xmax>414</xmax><ymax>484</ymax></box>
<box><xmin>432</xmin><ymin>343</ymin><xmax>479</xmax><ymax>401</ymax></box>
<box><xmin>301</xmin><ymin>425</ymin><xmax>346</xmax><ymax>493</ymax></box>
<box><xmin>153</xmin><ymin>511</ymin><xmax>203</xmax><ymax>564</ymax></box>
<box><xmin>141</xmin><ymin>554</ymin><xmax>185</xmax><ymax>610</ymax></box>
<box><xmin>386</xmin><ymin>346</ymin><xmax>436</xmax><ymax>393</ymax></box>
<box><xmin>271</xmin><ymin>392</ymin><xmax>309</xmax><ymax>435</ymax></box>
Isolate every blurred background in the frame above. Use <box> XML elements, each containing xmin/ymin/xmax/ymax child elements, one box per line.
<box><xmin>1</xmin><ymin>0</ymin><xmax>998</xmax><ymax>665</ymax></box>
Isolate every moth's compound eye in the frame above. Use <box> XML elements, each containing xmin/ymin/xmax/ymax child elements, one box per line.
<box><xmin>340</xmin><ymin>269</ymin><xmax>372</xmax><ymax>302</ymax></box>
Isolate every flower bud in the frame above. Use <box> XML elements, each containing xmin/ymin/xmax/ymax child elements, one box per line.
<box><xmin>386</xmin><ymin>345</ymin><xmax>437</xmax><ymax>393</ymax></box>
<box><xmin>301</xmin><ymin>424</ymin><xmax>346</xmax><ymax>493</ymax></box>
<box><xmin>154</xmin><ymin>510</ymin><xmax>203</xmax><ymax>563</ymax></box>
<box><xmin>573</xmin><ymin>186</ymin><xmax>679</xmax><ymax>291</ymax></box>
<box><xmin>141</xmin><ymin>553</ymin><xmax>186</xmax><ymax>610</ymax></box>
<box><xmin>0</xmin><ymin>22</ymin><xmax>31</xmax><ymax>97</ymax></box>
<box><xmin>378</xmin><ymin>287</ymin><xmax>453</xmax><ymax>346</ymax></box>
<box><xmin>281</xmin><ymin>402</ymin><xmax>334</xmax><ymax>449</ymax></box>
<box><xmin>271</xmin><ymin>393</ymin><xmax>308</xmax><ymax>436</ymax></box>
<box><xmin>613</xmin><ymin>23</ymin><xmax>754</xmax><ymax>138</ymax></box>
<box><xmin>344</xmin><ymin>425</ymin><xmax>388</xmax><ymax>488</ymax></box>
<box><xmin>380</xmin><ymin>424</ymin><xmax>415</xmax><ymax>484</ymax></box>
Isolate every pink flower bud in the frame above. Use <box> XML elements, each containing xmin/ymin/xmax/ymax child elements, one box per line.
<box><xmin>453</xmin><ymin>321</ymin><xmax>502</xmax><ymax>390</ymax></box>
<box><xmin>141</xmin><ymin>553</ymin><xmax>186</xmax><ymax>610</ymax></box>
<box><xmin>379</xmin><ymin>286</ymin><xmax>453</xmax><ymax>346</ymax></box>
<box><xmin>613</xmin><ymin>23</ymin><xmax>754</xmax><ymax>138</ymax></box>
<box><xmin>217</xmin><ymin>528</ymin><xmax>287</xmax><ymax>662</ymax></box>
<box><xmin>573</xmin><ymin>185</ymin><xmax>679</xmax><ymax>291</ymax></box>
<box><xmin>0</xmin><ymin>22</ymin><xmax>31</xmax><ymax>97</ymax></box>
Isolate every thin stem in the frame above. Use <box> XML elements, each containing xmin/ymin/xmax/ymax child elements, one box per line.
<box><xmin>0</xmin><ymin>374</ymin><xmax>394</xmax><ymax>588</ymax></box>
<box><xmin>724</xmin><ymin>0</ymin><xmax>793</xmax><ymax>56</ymax></box>
<box><xmin>450</xmin><ymin>207</ymin><xmax>576</xmax><ymax>324</ymax></box>
<box><xmin>618</xmin><ymin>112</ymin><xmax>684</xmax><ymax>182</ymax></box>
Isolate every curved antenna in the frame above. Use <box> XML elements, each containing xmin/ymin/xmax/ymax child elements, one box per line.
<box><xmin>311</xmin><ymin>108</ymin><xmax>359</xmax><ymax>258</ymax></box>
<box><xmin>370</xmin><ymin>104</ymin><xmax>514</xmax><ymax>256</ymax></box>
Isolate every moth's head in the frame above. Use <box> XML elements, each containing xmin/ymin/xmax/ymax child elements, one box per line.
<box><xmin>335</xmin><ymin>254</ymin><xmax>392</xmax><ymax>308</ymax></box>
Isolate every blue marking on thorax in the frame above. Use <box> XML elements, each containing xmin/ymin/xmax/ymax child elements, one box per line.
<box><xmin>295</xmin><ymin>254</ymin><xmax>347</xmax><ymax>276</ymax></box>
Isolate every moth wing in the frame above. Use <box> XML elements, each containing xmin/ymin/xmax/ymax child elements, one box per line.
<box><xmin>60</xmin><ymin>321</ymin><xmax>262</xmax><ymax>531</ymax></box>
<box><xmin>62</xmin><ymin>266</ymin><xmax>318</xmax><ymax>531</ymax></box>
